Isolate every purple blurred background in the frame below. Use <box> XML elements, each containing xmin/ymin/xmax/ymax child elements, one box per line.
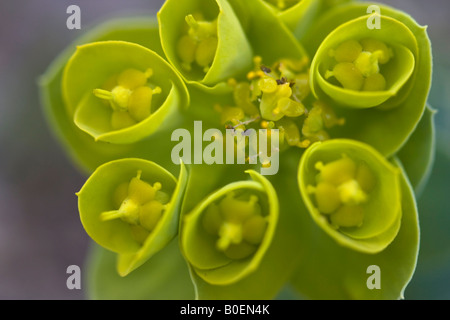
<box><xmin>0</xmin><ymin>0</ymin><xmax>449</xmax><ymax>299</ymax></box>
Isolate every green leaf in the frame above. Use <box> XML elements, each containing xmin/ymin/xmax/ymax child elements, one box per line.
<box><xmin>291</xmin><ymin>157</ymin><xmax>419</xmax><ymax>299</ymax></box>
<box><xmin>398</xmin><ymin>106</ymin><xmax>436</xmax><ymax>196</ymax></box>
<box><xmin>158</xmin><ymin>0</ymin><xmax>253</xmax><ymax>91</ymax></box>
<box><xmin>86</xmin><ymin>238</ymin><xmax>195</xmax><ymax>300</ymax></box>
<box><xmin>77</xmin><ymin>158</ymin><xmax>187</xmax><ymax>276</ymax></box>
<box><xmin>298</xmin><ymin>139</ymin><xmax>402</xmax><ymax>253</ymax></box>
<box><xmin>301</xmin><ymin>2</ymin><xmax>432</xmax><ymax>157</ymax></box>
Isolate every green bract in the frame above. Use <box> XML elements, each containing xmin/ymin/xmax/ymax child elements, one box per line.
<box><xmin>40</xmin><ymin>18</ymin><xmax>183</xmax><ymax>173</ymax></box>
<box><xmin>264</xmin><ymin>0</ymin><xmax>321</xmax><ymax>38</ymax></box>
<box><xmin>87</xmin><ymin>238</ymin><xmax>195</xmax><ymax>299</ymax></box>
<box><xmin>78</xmin><ymin>158</ymin><xmax>187</xmax><ymax>276</ymax></box>
<box><xmin>311</xmin><ymin>15</ymin><xmax>417</xmax><ymax>109</ymax></box>
<box><xmin>303</xmin><ymin>2</ymin><xmax>432</xmax><ymax>157</ymax></box>
<box><xmin>298</xmin><ymin>139</ymin><xmax>402</xmax><ymax>253</ymax></box>
<box><xmin>158</xmin><ymin>0</ymin><xmax>253</xmax><ymax>91</ymax></box>
<box><xmin>398</xmin><ymin>106</ymin><xmax>436</xmax><ymax>195</ymax></box>
<box><xmin>292</xmin><ymin>158</ymin><xmax>419</xmax><ymax>299</ymax></box>
<box><xmin>228</xmin><ymin>0</ymin><xmax>308</xmax><ymax>64</ymax></box>
<box><xmin>63</xmin><ymin>41</ymin><xmax>189</xmax><ymax>144</ymax></box>
<box><xmin>181</xmin><ymin>170</ymin><xmax>278</xmax><ymax>285</ymax></box>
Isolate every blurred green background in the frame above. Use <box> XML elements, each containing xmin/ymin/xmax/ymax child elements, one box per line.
<box><xmin>0</xmin><ymin>0</ymin><xmax>448</xmax><ymax>299</ymax></box>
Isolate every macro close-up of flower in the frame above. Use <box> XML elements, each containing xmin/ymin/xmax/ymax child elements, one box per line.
<box><xmin>1</xmin><ymin>0</ymin><xmax>450</xmax><ymax>302</ymax></box>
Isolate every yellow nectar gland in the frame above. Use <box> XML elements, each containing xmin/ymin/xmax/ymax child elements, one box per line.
<box><xmin>176</xmin><ymin>13</ymin><xmax>218</xmax><ymax>73</ymax></box>
<box><xmin>229</xmin><ymin>80</ymin><xmax>260</xmax><ymax>116</ymax></box>
<box><xmin>100</xmin><ymin>170</ymin><xmax>168</xmax><ymax>244</ymax></box>
<box><xmin>202</xmin><ymin>192</ymin><xmax>268</xmax><ymax>260</ymax></box>
<box><xmin>307</xmin><ymin>156</ymin><xmax>376</xmax><ymax>229</ymax></box>
<box><xmin>93</xmin><ymin>68</ymin><xmax>162</xmax><ymax>131</ymax></box>
<box><xmin>301</xmin><ymin>101</ymin><xmax>345</xmax><ymax>143</ymax></box>
<box><xmin>326</xmin><ymin>38</ymin><xmax>393</xmax><ymax>92</ymax></box>
<box><xmin>277</xmin><ymin>117</ymin><xmax>310</xmax><ymax>148</ymax></box>
<box><xmin>216</xmin><ymin>105</ymin><xmax>245</xmax><ymax>127</ymax></box>
<box><xmin>251</xmin><ymin>58</ymin><xmax>309</xmax><ymax>122</ymax></box>
<box><xmin>219</xmin><ymin>57</ymin><xmax>344</xmax><ymax>152</ymax></box>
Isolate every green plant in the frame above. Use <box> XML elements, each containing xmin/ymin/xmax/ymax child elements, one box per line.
<box><xmin>40</xmin><ymin>0</ymin><xmax>434</xmax><ymax>299</ymax></box>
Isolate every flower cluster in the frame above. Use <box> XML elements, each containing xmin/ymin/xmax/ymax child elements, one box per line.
<box><xmin>41</xmin><ymin>0</ymin><xmax>433</xmax><ymax>300</ymax></box>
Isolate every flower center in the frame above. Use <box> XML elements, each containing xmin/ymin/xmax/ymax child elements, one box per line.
<box><xmin>93</xmin><ymin>68</ymin><xmax>162</xmax><ymax>130</ymax></box>
<box><xmin>307</xmin><ymin>156</ymin><xmax>376</xmax><ymax>229</ymax></box>
<box><xmin>100</xmin><ymin>170</ymin><xmax>169</xmax><ymax>244</ymax></box>
<box><xmin>326</xmin><ymin>38</ymin><xmax>393</xmax><ymax>92</ymax></box>
<box><xmin>202</xmin><ymin>192</ymin><xmax>268</xmax><ymax>260</ymax></box>
<box><xmin>176</xmin><ymin>13</ymin><xmax>218</xmax><ymax>73</ymax></box>
<box><xmin>215</xmin><ymin>56</ymin><xmax>345</xmax><ymax>157</ymax></box>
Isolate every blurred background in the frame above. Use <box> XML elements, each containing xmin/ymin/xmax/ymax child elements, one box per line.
<box><xmin>0</xmin><ymin>0</ymin><xmax>448</xmax><ymax>299</ymax></box>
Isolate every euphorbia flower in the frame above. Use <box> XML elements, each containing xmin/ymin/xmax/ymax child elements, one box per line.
<box><xmin>301</xmin><ymin>2</ymin><xmax>432</xmax><ymax>157</ymax></box>
<box><xmin>181</xmin><ymin>170</ymin><xmax>278</xmax><ymax>285</ymax></box>
<box><xmin>63</xmin><ymin>41</ymin><xmax>189</xmax><ymax>144</ymax></box>
<box><xmin>77</xmin><ymin>158</ymin><xmax>187</xmax><ymax>276</ymax></box>
<box><xmin>298</xmin><ymin>139</ymin><xmax>402</xmax><ymax>253</ymax></box>
<box><xmin>158</xmin><ymin>0</ymin><xmax>253</xmax><ymax>91</ymax></box>
<box><xmin>311</xmin><ymin>15</ymin><xmax>417</xmax><ymax>109</ymax></box>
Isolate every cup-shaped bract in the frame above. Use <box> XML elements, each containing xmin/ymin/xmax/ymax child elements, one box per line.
<box><xmin>291</xmin><ymin>157</ymin><xmax>420</xmax><ymax>299</ymax></box>
<box><xmin>311</xmin><ymin>15</ymin><xmax>417</xmax><ymax>109</ymax></box>
<box><xmin>302</xmin><ymin>3</ymin><xmax>432</xmax><ymax>157</ymax></box>
<box><xmin>77</xmin><ymin>158</ymin><xmax>187</xmax><ymax>276</ymax></box>
<box><xmin>63</xmin><ymin>41</ymin><xmax>189</xmax><ymax>144</ymax></box>
<box><xmin>298</xmin><ymin>139</ymin><xmax>402</xmax><ymax>253</ymax></box>
<box><xmin>158</xmin><ymin>0</ymin><xmax>253</xmax><ymax>90</ymax></box>
<box><xmin>40</xmin><ymin>18</ymin><xmax>177</xmax><ymax>173</ymax></box>
<box><xmin>42</xmin><ymin>19</ymin><xmax>195</xmax><ymax>281</ymax></box>
<box><xmin>181</xmin><ymin>170</ymin><xmax>278</xmax><ymax>285</ymax></box>
<box><xmin>227</xmin><ymin>0</ymin><xmax>309</xmax><ymax>65</ymax></box>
